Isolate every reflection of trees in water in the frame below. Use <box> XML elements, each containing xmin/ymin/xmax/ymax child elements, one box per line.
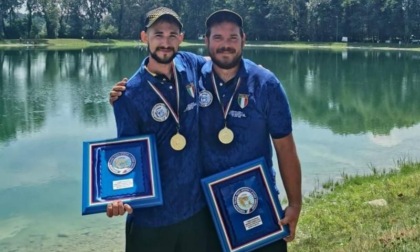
<box><xmin>246</xmin><ymin>48</ymin><xmax>420</xmax><ymax>135</ymax></box>
<box><xmin>0</xmin><ymin>50</ymin><xmax>48</xmax><ymax>143</ymax></box>
<box><xmin>0</xmin><ymin>48</ymin><xmax>146</xmax><ymax>143</ymax></box>
<box><xmin>2</xmin><ymin>48</ymin><xmax>419</xmax><ymax>143</ymax></box>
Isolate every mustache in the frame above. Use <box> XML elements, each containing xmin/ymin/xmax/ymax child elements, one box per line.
<box><xmin>156</xmin><ymin>47</ymin><xmax>175</xmax><ymax>51</ymax></box>
<box><xmin>216</xmin><ymin>47</ymin><xmax>236</xmax><ymax>53</ymax></box>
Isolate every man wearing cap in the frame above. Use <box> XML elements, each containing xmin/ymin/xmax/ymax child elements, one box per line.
<box><xmin>198</xmin><ymin>9</ymin><xmax>301</xmax><ymax>251</ymax></box>
<box><xmin>106</xmin><ymin>7</ymin><xmax>212</xmax><ymax>252</ymax></box>
<box><xmin>109</xmin><ymin>8</ymin><xmax>302</xmax><ymax>252</ymax></box>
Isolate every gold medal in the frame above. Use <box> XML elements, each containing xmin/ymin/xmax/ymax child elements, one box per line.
<box><xmin>170</xmin><ymin>133</ymin><xmax>186</xmax><ymax>151</ymax></box>
<box><xmin>149</xmin><ymin>63</ymin><xmax>187</xmax><ymax>152</ymax></box>
<box><xmin>211</xmin><ymin>73</ymin><xmax>241</xmax><ymax>145</ymax></box>
<box><xmin>218</xmin><ymin>127</ymin><xmax>234</xmax><ymax>144</ymax></box>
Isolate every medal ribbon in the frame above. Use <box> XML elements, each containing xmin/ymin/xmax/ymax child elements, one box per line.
<box><xmin>211</xmin><ymin>72</ymin><xmax>241</xmax><ymax>121</ymax></box>
<box><xmin>148</xmin><ymin>63</ymin><xmax>180</xmax><ymax>126</ymax></box>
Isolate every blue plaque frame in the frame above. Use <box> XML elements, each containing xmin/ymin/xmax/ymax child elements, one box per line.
<box><xmin>201</xmin><ymin>157</ymin><xmax>290</xmax><ymax>252</ymax></box>
<box><xmin>82</xmin><ymin>135</ymin><xmax>162</xmax><ymax>215</ymax></box>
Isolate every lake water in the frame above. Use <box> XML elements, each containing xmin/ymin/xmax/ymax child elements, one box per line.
<box><xmin>1</xmin><ymin>46</ymin><xmax>419</xmax><ymax>251</ymax></box>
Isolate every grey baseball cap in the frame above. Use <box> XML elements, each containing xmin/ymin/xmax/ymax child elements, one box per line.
<box><xmin>144</xmin><ymin>7</ymin><xmax>183</xmax><ymax>30</ymax></box>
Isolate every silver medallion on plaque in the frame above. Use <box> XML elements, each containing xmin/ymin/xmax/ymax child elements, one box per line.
<box><xmin>233</xmin><ymin>187</ymin><xmax>258</xmax><ymax>214</ymax></box>
<box><xmin>108</xmin><ymin>152</ymin><xmax>136</xmax><ymax>175</ymax></box>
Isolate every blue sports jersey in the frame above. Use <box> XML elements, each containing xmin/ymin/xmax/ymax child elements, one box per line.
<box><xmin>198</xmin><ymin>58</ymin><xmax>292</xmax><ymax>177</ymax></box>
<box><xmin>113</xmin><ymin>52</ymin><xmax>206</xmax><ymax>227</ymax></box>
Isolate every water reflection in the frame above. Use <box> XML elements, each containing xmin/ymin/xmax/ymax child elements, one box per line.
<box><xmin>2</xmin><ymin>48</ymin><xmax>419</xmax><ymax>142</ymax></box>
<box><xmin>0</xmin><ymin>48</ymin><xmax>143</xmax><ymax>144</ymax></box>
<box><xmin>244</xmin><ymin>48</ymin><xmax>420</xmax><ymax>135</ymax></box>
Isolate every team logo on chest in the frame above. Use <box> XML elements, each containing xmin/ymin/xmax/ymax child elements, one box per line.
<box><xmin>233</xmin><ymin>187</ymin><xmax>258</xmax><ymax>214</ymax></box>
<box><xmin>186</xmin><ymin>83</ymin><xmax>195</xmax><ymax>98</ymax></box>
<box><xmin>237</xmin><ymin>94</ymin><xmax>249</xmax><ymax>109</ymax></box>
<box><xmin>151</xmin><ymin>103</ymin><xmax>170</xmax><ymax>122</ymax></box>
<box><xmin>199</xmin><ymin>90</ymin><xmax>213</xmax><ymax>107</ymax></box>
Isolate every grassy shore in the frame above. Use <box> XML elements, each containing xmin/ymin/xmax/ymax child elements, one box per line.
<box><xmin>1</xmin><ymin>38</ymin><xmax>420</xmax><ymax>51</ymax></box>
<box><xmin>290</xmin><ymin>160</ymin><xmax>420</xmax><ymax>251</ymax></box>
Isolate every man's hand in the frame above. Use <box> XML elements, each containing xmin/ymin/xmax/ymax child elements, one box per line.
<box><xmin>106</xmin><ymin>200</ymin><xmax>133</xmax><ymax>217</ymax></box>
<box><xmin>279</xmin><ymin>204</ymin><xmax>301</xmax><ymax>242</ymax></box>
<box><xmin>109</xmin><ymin>78</ymin><xmax>128</xmax><ymax>105</ymax></box>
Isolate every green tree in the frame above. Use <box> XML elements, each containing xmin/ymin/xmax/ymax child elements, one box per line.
<box><xmin>181</xmin><ymin>0</ymin><xmax>212</xmax><ymax>39</ymax></box>
<box><xmin>38</xmin><ymin>0</ymin><xmax>60</xmax><ymax>38</ymax></box>
<box><xmin>265</xmin><ymin>0</ymin><xmax>293</xmax><ymax>41</ymax></box>
<box><xmin>342</xmin><ymin>0</ymin><xmax>367</xmax><ymax>41</ymax></box>
<box><xmin>405</xmin><ymin>0</ymin><xmax>420</xmax><ymax>41</ymax></box>
<box><xmin>66</xmin><ymin>0</ymin><xmax>84</xmax><ymax>38</ymax></box>
<box><xmin>0</xmin><ymin>0</ymin><xmax>24</xmax><ymax>38</ymax></box>
<box><xmin>286</xmin><ymin>0</ymin><xmax>307</xmax><ymax>41</ymax></box>
<box><xmin>108</xmin><ymin>0</ymin><xmax>161</xmax><ymax>39</ymax></box>
<box><xmin>4</xmin><ymin>0</ymin><xmax>420</xmax><ymax>41</ymax></box>
<box><xmin>83</xmin><ymin>0</ymin><xmax>111</xmax><ymax>38</ymax></box>
<box><xmin>307</xmin><ymin>0</ymin><xmax>341</xmax><ymax>41</ymax></box>
<box><xmin>229</xmin><ymin>0</ymin><xmax>271</xmax><ymax>40</ymax></box>
<box><xmin>25</xmin><ymin>0</ymin><xmax>38</xmax><ymax>38</ymax></box>
<box><xmin>98</xmin><ymin>14</ymin><xmax>118</xmax><ymax>38</ymax></box>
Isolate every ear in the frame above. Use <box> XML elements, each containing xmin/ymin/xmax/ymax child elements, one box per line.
<box><xmin>205</xmin><ymin>36</ymin><xmax>209</xmax><ymax>47</ymax></box>
<box><xmin>179</xmin><ymin>32</ymin><xmax>184</xmax><ymax>42</ymax></box>
<box><xmin>140</xmin><ymin>31</ymin><xmax>148</xmax><ymax>43</ymax></box>
<box><xmin>242</xmin><ymin>33</ymin><xmax>246</xmax><ymax>48</ymax></box>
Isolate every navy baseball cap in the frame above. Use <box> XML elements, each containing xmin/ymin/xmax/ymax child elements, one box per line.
<box><xmin>205</xmin><ymin>9</ymin><xmax>243</xmax><ymax>28</ymax></box>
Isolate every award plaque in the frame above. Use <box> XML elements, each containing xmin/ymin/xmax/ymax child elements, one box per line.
<box><xmin>201</xmin><ymin>157</ymin><xmax>289</xmax><ymax>252</ymax></box>
<box><xmin>82</xmin><ymin>135</ymin><xmax>162</xmax><ymax>215</ymax></box>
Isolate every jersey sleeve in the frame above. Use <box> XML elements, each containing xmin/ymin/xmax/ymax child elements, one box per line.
<box><xmin>266</xmin><ymin>77</ymin><xmax>292</xmax><ymax>139</ymax></box>
<box><xmin>113</xmin><ymin>93</ymin><xmax>141</xmax><ymax>138</ymax></box>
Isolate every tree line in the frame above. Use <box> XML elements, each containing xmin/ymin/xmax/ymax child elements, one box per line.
<box><xmin>1</xmin><ymin>0</ymin><xmax>420</xmax><ymax>43</ymax></box>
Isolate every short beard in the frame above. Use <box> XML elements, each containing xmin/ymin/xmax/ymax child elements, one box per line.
<box><xmin>149</xmin><ymin>46</ymin><xmax>177</xmax><ymax>64</ymax></box>
<box><xmin>211</xmin><ymin>53</ymin><xmax>242</xmax><ymax>69</ymax></box>
<box><xmin>209</xmin><ymin>47</ymin><xmax>242</xmax><ymax>69</ymax></box>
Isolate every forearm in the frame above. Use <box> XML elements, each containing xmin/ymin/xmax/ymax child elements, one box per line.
<box><xmin>273</xmin><ymin>134</ymin><xmax>302</xmax><ymax>209</ymax></box>
<box><xmin>279</xmin><ymin>150</ymin><xmax>302</xmax><ymax>209</ymax></box>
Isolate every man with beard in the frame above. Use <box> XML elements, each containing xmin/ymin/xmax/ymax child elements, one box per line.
<box><xmin>109</xmin><ymin>9</ymin><xmax>302</xmax><ymax>251</ymax></box>
<box><xmin>198</xmin><ymin>10</ymin><xmax>301</xmax><ymax>251</ymax></box>
<box><xmin>106</xmin><ymin>7</ymin><xmax>211</xmax><ymax>252</ymax></box>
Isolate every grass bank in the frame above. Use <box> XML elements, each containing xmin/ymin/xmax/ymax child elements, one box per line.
<box><xmin>1</xmin><ymin>38</ymin><xmax>420</xmax><ymax>52</ymax></box>
<box><xmin>0</xmin><ymin>38</ymin><xmax>198</xmax><ymax>49</ymax></box>
<box><xmin>0</xmin><ymin>38</ymin><xmax>140</xmax><ymax>49</ymax></box>
<box><xmin>290</xmin><ymin>160</ymin><xmax>420</xmax><ymax>251</ymax></box>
